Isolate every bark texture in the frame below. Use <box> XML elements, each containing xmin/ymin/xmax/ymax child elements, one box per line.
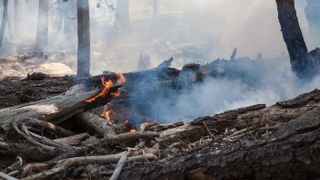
<box><xmin>120</xmin><ymin>104</ymin><xmax>320</xmax><ymax>180</ymax></box>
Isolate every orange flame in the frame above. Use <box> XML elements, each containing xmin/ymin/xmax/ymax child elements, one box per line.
<box><xmin>84</xmin><ymin>73</ymin><xmax>126</xmax><ymax>103</ymax></box>
<box><xmin>84</xmin><ymin>77</ymin><xmax>113</xmax><ymax>103</ymax></box>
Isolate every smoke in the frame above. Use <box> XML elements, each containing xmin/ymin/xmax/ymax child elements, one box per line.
<box><xmin>1</xmin><ymin>0</ymin><xmax>320</xmax><ymax>123</ymax></box>
<box><xmin>134</xmin><ymin>57</ymin><xmax>320</xmax><ymax>123</ymax></box>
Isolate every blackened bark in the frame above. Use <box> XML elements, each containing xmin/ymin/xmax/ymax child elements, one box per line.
<box><xmin>0</xmin><ymin>0</ymin><xmax>8</xmax><ymax>46</ymax></box>
<box><xmin>115</xmin><ymin>0</ymin><xmax>129</xmax><ymax>29</ymax></box>
<box><xmin>120</xmin><ymin>107</ymin><xmax>320</xmax><ymax>180</ymax></box>
<box><xmin>275</xmin><ymin>0</ymin><xmax>316</xmax><ymax>79</ymax></box>
<box><xmin>77</xmin><ymin>0</ymin><xmax>91</xmax><ymax>78</ymax></box>
<box><xmin>35</xmin><ymin>0</ymin><xmax>49</xmax><ymax>55</ymax></box>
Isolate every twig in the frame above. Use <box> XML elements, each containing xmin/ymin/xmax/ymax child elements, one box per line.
<box><xmin>0</xmin><ymin>172</ymin><xmax>18</xmax><ymax>180</ymax></box>
<box><xmin>12</xmin><ymin>120</ymin><xmax>54</xmax><ymax>151</ymax></box>
<box><xmin>109</xmin><ymin>154</ymin><xmax>128</xmax><ymax>180</ymax></box>
<box><xmin>21</xmin><ymin>152</ymin><xmax>157</xmax><ymax>180</ymax></box>
<box><xmin>49</xmin><ymin>131</ymin><xmax>159</xmax><ymax>163</ymax></box>
<box><xmin>202</xmin><ymin>122</ymin><xmax>215</xmax><ymax>139</ymax></box>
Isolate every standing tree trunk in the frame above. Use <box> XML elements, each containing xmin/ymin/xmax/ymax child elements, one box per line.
<box><xmin>14</xmin><ymin>0</ymin><xmax>19</xmax><ymax>39</ymax></box>
<box><xmin>35</xmin><ymin>0</ymin><xmax>49</xmax><ymax>56</ymax></box>
<box><xmin>275</xmin><ymin>0</ymin><xmax>316</xmax><ymax>79</ymax></box>
<box><xmin>77</xmin><ymin>0</ymin><xmax>91</xmax><ymax>78</ymax></box>
<box><xmin>0</xmin><ymin>0</ymin><xmax>8</xmax><ymax>46</ymax></box>
<box><xmin>153</xmin><ymin>0</ymin><xmax>159</xmax><ymax>18</ymax></box>
<box><xmin>115</xmin><ymin>0</ymin><xmax>129</xmax><ymax>29</ymax></box>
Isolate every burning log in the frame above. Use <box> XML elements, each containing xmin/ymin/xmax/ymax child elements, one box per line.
<box><xmin>0</xmin><ymin>72</ymin><xmax>125</xmax><ymax>131</ymax></box>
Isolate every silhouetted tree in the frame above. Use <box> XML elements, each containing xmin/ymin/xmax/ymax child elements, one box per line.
<box><xmin>35</xmin><ymin>0</ymin><xmax>49</xmax><ymax>56</ymax></box>
<box><xmin>0</xmin><ymin>0</ymin><xmax>8</xmax><ymax>46</ymax></box>
<box><xmin>153</xmin><ymin>0</ymin><xmax>159</xmax><ymax>18</ymax></box>
<box><xmin>77</xmin><ymin>0</ymin><xmax>90</xmax><ymax>78</ymax></box>
<box><xmin>275</xmin><ymin>0</ymin><xmax>316</xmax><ymax>79</ymax></box>
<box><xmin>115</xmin><ymin>0</ymin><xmax>129</xmax><ymax>29</ymax></box>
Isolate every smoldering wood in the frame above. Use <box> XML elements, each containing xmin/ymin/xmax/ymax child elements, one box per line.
<box><xmin>120</xmin><ymin>115</ymin><xmax>320</xmax><ymax>180</ymax></box>
<box><xmin>0</xmin><ymin>87</ymin><xmax>319</xmax><ymax>179</ymax></box>
<box><xmin>0</xmin><ymin>74</ymin><xmax>123</xmax><ymax>131</ymax></box>
<box><xmin>75</xmin><ymin>112</ymin><xmax>116</xmax><ymax>138</ymax></box>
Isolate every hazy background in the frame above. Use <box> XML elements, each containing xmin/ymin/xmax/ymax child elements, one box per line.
<box><xmin>2</xmin><ymin>0</ymin><xmax>319</xmax><ymax>73</ymax></box>
<box><xmin>1</xmin><ymin>0</ymin><xmax>320</xmax><ymax>122</ymax></box>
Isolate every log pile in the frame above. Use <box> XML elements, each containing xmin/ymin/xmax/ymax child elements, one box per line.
<box><xmin>0</xmin><ymin>58</ymin><xmax>320</xmax><ymax>179</ymax></box>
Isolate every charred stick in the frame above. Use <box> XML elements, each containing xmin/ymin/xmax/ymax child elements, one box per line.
<box><xmin>109</xmin><ymin>154</ymin><xmax>128</xmax><ymax>180</ymax></box>
<box><xmin>21</xmin><ymin>152</ymin><xmax>157</xmax><ymax>180</ymax></box>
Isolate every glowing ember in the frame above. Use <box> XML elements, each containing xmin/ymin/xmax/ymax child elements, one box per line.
<box><xmin>130</xmin><ymin>128</ymin><xmax>137</xmax><ymax>133</ymax></box>
<box><xmin>102</xmin><ymin>108</ymin><xmax>116</xmax><ymax>122</ymax></box>
<box><xmin>102</xmin><ymin>110</ymin><xmax>111</xmax><ymax>122</ymax></box>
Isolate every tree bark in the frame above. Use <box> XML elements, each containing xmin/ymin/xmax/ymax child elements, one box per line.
<box><xmin>120</xmin><ymin>106</ymin><xmax>320</xmax><ymax>180</ymax></box>
<box><xmin>0</xmin><ymin>79</ymin><xmax>122</xmax><ymax>132</ymax></box>
<box><xmin>35</xmin><ymin>0</ymin><xmax>49</xmax><ymax>55</ymax></box>
<box><xmin>275</xmin><ymin>0</ymin><xmax>317</xmax><ymax>79</ymax></box>
<box><xmin>77</xmin><ymin>0</ymin><xmax>91</xmax><ymax>78</ymax></box>
<box><xmin>0</xmin><ymin>0</ymin><xmax>8</xmax><ymax>46</ymax></box>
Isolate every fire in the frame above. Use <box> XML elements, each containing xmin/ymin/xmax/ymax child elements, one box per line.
<box><xmin>102</xmin><ymin>106</ymin><xmax>116</xmax><ymax>122</ymax></box>
<box><xmin>84</xmin><ymin>77</ymin><xmax>113</xmax><ymax>103</ymax></box>
<box><xmin>84</xmin><ymin>72</ymin><xmax>126</xmax><ymax>103</ymax></box>
<box><xmin>84</xmin><ymin>72</ymin><xmax>127</xmax><ymax>124</ymax></box>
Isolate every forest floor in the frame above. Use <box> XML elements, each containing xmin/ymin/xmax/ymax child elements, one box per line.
<box><xmin>0</xmin><ymin>53</ymin><xmax>319</xmax><ymax>180</ymax></box>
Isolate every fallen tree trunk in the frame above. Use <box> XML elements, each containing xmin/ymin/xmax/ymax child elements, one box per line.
<box><xmin>0</xmin><ymin>74</ymin><xmax>122</xmax><ymax>131</ymax></box>
<box><xmin>120</xmin><ymin>107</ymin><xmax>320</xmax><ymax>180</ymax></box>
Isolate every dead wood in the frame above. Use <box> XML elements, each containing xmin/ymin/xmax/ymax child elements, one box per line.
<box><xmin>53</xmin><ymin>133</ymin><xmax>89</xmax><ymax>146</ymax></box>
<box><xmin>119</xmin><ymin>107</ymin><xmax>320</xmax><ymax>180</ymax></box>
<box><xmin>21</xmin><ymin>152</ymin><xmax>157</xmax><ymax>180</ymax></box>
<box><xmin>75</xmin><ymin>112</ymin><xmax>116</xmax><ymax>138</ymax></box>
<box><xmin>0</xmin><ymin>79</ymin><xmax>122</xmax><ymax>131</ymax></box>
<box><xmin>110</xmin><ymin>154</ymin><xmax>128</xmax><ymax>180</ymax></box>
<box><xmin>0</xmin><ymin>172</ymin><xmax>18</xmax><ymax>180</ymax></box>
